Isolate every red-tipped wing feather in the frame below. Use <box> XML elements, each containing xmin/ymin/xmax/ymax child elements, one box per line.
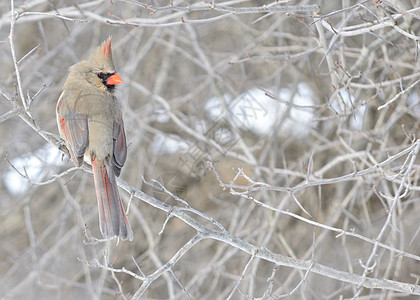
<box><xmin>56</xmin><ymin>93</ymin><xmax>89</xmax><ymax>166</ymax></box>
<box><xmin>112</xmin><ymin>120</ymin><xmax>127</xmax><ymax>176</ymax></box>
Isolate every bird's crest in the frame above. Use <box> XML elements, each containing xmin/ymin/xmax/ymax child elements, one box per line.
<box><xmin>101</xmin><ymin>37</ymin><xmax>112</xmax><ymax>58</ymax></box>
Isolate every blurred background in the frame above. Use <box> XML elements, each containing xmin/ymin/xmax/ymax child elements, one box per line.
<box><xmin>1</xmin><ymin>0</ymin><xmax>420</xmax><ymax>299</ymax></box>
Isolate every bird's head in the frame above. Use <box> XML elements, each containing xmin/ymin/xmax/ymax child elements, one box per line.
<box><xmin>67</xmin><ymin>37</ymin><xmax>123</xmax><ymax>93</ymax></box>
<box><xmin>88</xmin><ymin>37</ymin><xmax>123</xmax><ymax>93</ymax></box>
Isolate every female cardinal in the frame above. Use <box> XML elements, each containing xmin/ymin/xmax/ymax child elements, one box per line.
<box><xmin>56</xmin><ymin>38</ymin><xmax>133</xmax><ymax>241</ymax></box>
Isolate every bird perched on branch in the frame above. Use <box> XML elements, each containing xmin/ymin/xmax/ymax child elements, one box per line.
<box><xmin>56</xmin><ymin>37</ymin><xmax>133</xmax><ymax>241</ymax></box>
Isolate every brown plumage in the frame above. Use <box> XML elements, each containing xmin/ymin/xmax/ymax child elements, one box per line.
<box><xmin>56</xmin><ymin>38</ymin><xmax>133</xmax><ymax>241</ymax></box>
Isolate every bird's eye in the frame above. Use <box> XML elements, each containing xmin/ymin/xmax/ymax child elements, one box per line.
<box><xmin>96</xmin><ymin>72</ymin><xmax>116</xmax><ymax>92</ymax></box>
<box><xmin>96</xmin><ymin>72</ymin><xmax>110</xmax><ymax>81</ymax></box>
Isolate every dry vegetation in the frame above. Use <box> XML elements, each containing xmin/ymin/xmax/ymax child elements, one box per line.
<box><xmin>1</xmin><ymin>0</ymin><xmax>420</xmax><ymax>299</ymax></box>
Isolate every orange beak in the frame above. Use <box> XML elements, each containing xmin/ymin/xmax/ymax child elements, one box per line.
<box><xmin>106</xmin><ymin>73</ymin><xmax>123</xmax><ymax>85</ymax></box>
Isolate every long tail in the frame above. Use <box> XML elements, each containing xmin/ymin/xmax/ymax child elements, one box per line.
<box><xmin>91</xmin><ymin>157</ymin><xmax>133</xmax><ymax>241</ymax></box>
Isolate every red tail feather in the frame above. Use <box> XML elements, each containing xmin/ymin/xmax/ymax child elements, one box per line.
<box><xmin>91</xmin><ymin>157</ymin><xmax>133</xmax><ymax>240</ymax></box>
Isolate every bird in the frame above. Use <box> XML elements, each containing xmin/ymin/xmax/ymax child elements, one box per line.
<box><xmin>56</xmin><ymin>37</ymin><xmax>133</xmax><ymax>241</ymax></box>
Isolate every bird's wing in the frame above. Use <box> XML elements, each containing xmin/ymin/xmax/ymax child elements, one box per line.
<box><xmin>112</xmin><ymin>119</ymin><xmax>127</xmax><ymax>177</ymax></box>
<box><xmin>56</xmin><ymin>91</ymin><xmax>89</xmax><ymax>167</ymax></box>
